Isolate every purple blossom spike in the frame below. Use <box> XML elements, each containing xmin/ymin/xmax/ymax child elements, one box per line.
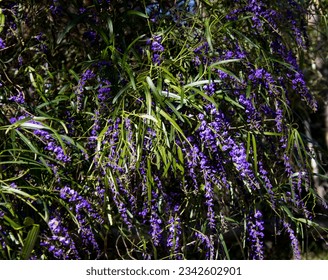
<box><xmin>41</xmin><ymin>214</ymin><xmax>80</xmax><ymax>259</ymax></box>
<box><xmin>50</xmin><ymin>0</ymin><xmax>63</xmax><ymax>15</ymax></box>
<box><xmin>203</xmin><ymin>83</ymin><xmax>215</xmax><ymax>96</ymax></box>
<box><xmin>194</xmin><ymin>231</ymin><xmax>215</xmax><ymax>260</ymax></box>
<box><xmin>283</xmin><ymin>221</ymin><xmax>301</xmax><ymax>260</ymax></box>
<box><xmin>0</xmin><ymin>38</ymin><xmax>6</xmax><ymax>49</ymax></box>
<box><xmin>8</xmin><ymin>91</ymin><xmax>25</xmax><ymax>104</ymax></box>
<box><xmin>247</xmin><ymin>210</ymin><xmax>265</xmax><ymax>260</ymax></box>
<box><xmin>148</xmin><ymin>35</ymin><xmax>164</xmax><ymax>65</ymax></box>
<box><xmin>167</xmin><ymin>206</ymin><xmax>182</xmax><ymax>259</ymax></box>
<box><xmin>149</xmin><ymin>191</ymin><xmax>162</xmax><ymax>247</ymax></box>
<box><xmin>204</xmin><ymin>170</ymin><xmax>215</xmax><ymax>230</ymax></box>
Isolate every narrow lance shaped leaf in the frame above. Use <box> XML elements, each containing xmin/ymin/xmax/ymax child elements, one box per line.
<box><xmin>21</xmin><ymin>224</ymin><xmax>40</xmax><ymax>260</ymax></box>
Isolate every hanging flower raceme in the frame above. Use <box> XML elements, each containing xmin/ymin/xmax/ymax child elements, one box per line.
<box><xmin>247</xmin><ymin>210</ymin><xmax>265</xmax><ymax>260</ymax></box>
<box><xmin>0</xmin><ymin>0</ymin><xmax>322</xmax><ymax>261</ymax></box>
<box><xmin>147</xmin><ymin>35</ymin><xmax>164</xmax><ymax>65</ymax></box>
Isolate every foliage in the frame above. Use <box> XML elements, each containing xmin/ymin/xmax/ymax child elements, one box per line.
<box><xmin>0</xmin><ymin>0</ymin><xmax>326</xmax><ymax>259</ymax></box>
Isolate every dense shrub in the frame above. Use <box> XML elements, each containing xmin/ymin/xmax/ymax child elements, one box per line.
<box><xmin>0</xmin><ymin>0</ymin><xmax>326</xmax><ymax>259</ymax></box>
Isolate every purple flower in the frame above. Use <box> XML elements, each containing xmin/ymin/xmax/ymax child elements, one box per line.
<box><xmin>151</xmin><ymin>41</ymin><xmax>164</xmax><ymax>52</ymax></box>
<box><xmin>192</xmin><ymin>56</ymin><xmax>201</xmax><ymax>66</ymax></box>
<box><xmin>238</xmin><ymin>94</ymin><xmax>261</xmax><ymax>129</ymax></box>
<box><xmin>97</xmin><ymin>79</ymin><xmax>111</xmax><ymax>103</ymax></box>
<box><xmin>167</xmin><ymin>206</ymin><xmax>182</xmax><ymax>259</ymax></box>
<box><xmin>194</xmin><ymin>232</ymin><xmax>214</xmax><ymax>259</ymax></box>
<box><xmin>152</xmin><ymin>53</ymin><xmax>161</xmax><ymax>65</ymax></box>
<box><xmin>224</xmin><ymin>139</ymin><xmax>257</xmax><ymax>188</ymax></box>
<box><xmin>45</xmin><ymin>141</ymin><xmax>71</xmax><ymax>163</ymax></box>
<box><xmin>34</xmin><ymin>126</ymin><xmax>72</xmax><ymax>163</ymax></box>
<box><xmin>148</xmin><ymin>35</ymin><xmax>164</xmax><ymax>65</ymax></box>
<box><xmin>82</xmin><ymin>69</ymin><xmax>95</xmax><ymax>83</ymax></box>
<box><xmin>8</xmin><ymin>91</ymin><xmax>25</xmax><ymax>104</ymax></box>
<box><xmin>184</xmin><ymin>142</ymin><xmax>200</xmax><ymax>189</ymax></box>
<box><xmin>78</xmin><ymin>69</ymin><xmax>96</xmax><ymax>93</ymax></box>
<box><xmin>203</xmin><ymin>83</ymin><xmax>215</xmax><ymax>96</ymax></box>
<box><xmin>36</xmin><ymin>33</ymin><xmax>43</xmax><ymax>41</ymax></box>
<box><xmin>79</xmin><ymin>8</ymin><xmax>87</xmax><ymax>14</ymax></box>
<box><xmin>275</xmin><ymin>106</ymin><xmax>283</xmax><ymax>132</ymax></box>
<box><xmin>50</xmin><ymin>0</ymin><xmax>63</xmax><ymax>15</ymax></box>
<box><xmin>283</xmin><ymin>152</ymin><xmax>292</xmax><ymax>176</ymax></box>
<box><xmin>18</xmin><ymin>55</ymin><xmax>23</xmax><ymax>66</ymax></box>
<box><xmin>0</xmin><ymin>38</ymin><xmax>6</xmax><ymax>49</ymax></box>
<box><xmin>75</xmin><ymin>69</ymin><xmax>96</xmax><ymax>110</ymax></box>
<box><xmin>0</xmin><ymin>211</ymin><xmax>5</xmax><ymax>249</ymax></box>
<box><xmin>283</xmin><ymin>221</ymin><xmax>301</xmax><ymax>260</ymax></box>
<box><xmin>83</xmin><ymin>31</ymin><xmax>97</xmax><ymax>44</ymax></box>
<box><xmin>258</xmin><ymin>161</ymin><xmax>275</xmax><ymax>207</ymax></box>
<box><xmin>41</xmin><ymin>215</ymin><xmax>80</xmax><ymax>259</ymax></box>
<box><xmin>247</xmin><ymin>210</ymin><xmax>265</xmax><ymax>260</ymax></box>
<box><xmin>149</xmin><ymin>203</ymin><xmax>162</xmax><ymax>247</ymax></box>
<box><xmin>58</xmin><ymin>185</ymin><xmax>102</xmax><ymax>255</ymax></box>
<box><xmin>248</xmin><ymin>68</ymin><xmax>275</xmax><ymax>92</ymax></box>
<box><xmin>291</xmin><ymin>72</ymin><xmax>317</xmax><ymax>111</ymax></box>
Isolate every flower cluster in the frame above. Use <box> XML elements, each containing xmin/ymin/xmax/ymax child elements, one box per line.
<box><xmin>8</xmin><ymin>91</ymin><xmax>25</xmax><ymax>104</ymax></box>
<box><xmin>149</xmin><ymin>190</ymin><xmax>163</xmax><ymax>247</ymax></box>
<box><xmin>59</xmin><ymin>185</ymin><xmax>102</xmax><ymax>256</ymax></box>
<box><xmin>147</xmin><ymin>35</ymin><xmax>164</xmax><ymax>65</ymax></box>
<box><xmin>50</xmin><ymin>0</ymin><xmax>63</xmax><ymax>15</ymax></box>
<box><xmin>167</xmin><ymin>206</ymin><xmax>182</xmax><ymax>259</ymax></box>
<box><xmin>41</xmin><ymin>215</ymin><xmax>80</xmax><ymax>259</ymax></box>
<box><xmin>0</xmin><ymin>0</ymin><xmax>321</xmax><ymax>261</ymax></box>
<box><xmin>247</xmin><ymin>210</ymin><xmax>265</xmax><ymax>260</ymax></box>
<box><xmin>76</xmin><ymin>69</ymin><xmax>96</xmax><ymax>110</ymax></box>
<box><xmin>33</xmin><ymin>129</ymin><xmax>71</xmax><ymax>164</ymax></box>
<box><xmin>194</xmin><ymin>232</ymin><xmax>215</xmax><ymax>260</ymax></box>
<box><xmin>0</xmin><ymin>38</ymin><xmax>6</xmax><ymax>49</ymax></box>
<box><xmin>283</xmin><ymin>221</ymin><xmax>301</xmax><ymax>260</ymax></box>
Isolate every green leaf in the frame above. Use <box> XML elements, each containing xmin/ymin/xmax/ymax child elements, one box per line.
<box><xmin>127</xmin><ymin>10</ymin><xmax>149</xmax><ymax>19</ymax></box>
<box><xmin>106</xmin><ymin>16</ymin><xmax>114</xmax><ymax>44</ymax></box>
<box><xmin>252</xmin><ymin>134</ymin><xmax>258</xmax><ymax>175</ymax></box>
<box><xmin>57</xmin><ymin>15</ymin><xmax>85</xmax><ymax>44</ymax></box>
<box><xmin>137</xmin><ymin>113</ymin><xmax>158</xmax><ymax>124</ymax></box>
<box><xmin>146</xmin><ymin>76</ymin><xmax>158</xmax><ymax>95</ymax></box>
<box><xmin>208</xmin><ymin>65</ymin><xmax>241</xmax><ymax>82</ymax></box>
<box><xmin>1</xmin><ymin>185</ymin><xmax>37</xmax><ymax>200</ymax></box>
<box><xmin>282</xmin><ymin>205</ymin><xmax>294</xmax><ymax>219</ymax></box>
<box><xmin>219</xmin><ymin>233</ymin><xmax>230</xmax><ymax>260</ymax></box>
<box><xmin>246</xmin><ymin>132</ymin><xmax>251</xmax><ymax>161</ymax></box>
<box><xmin>61</xmin><ymin>135</ymin><xmax>87</xmax><ymax>155</ymax></box>
<box><xmin>177</xmin><ymin>145</ymin><xmax>184</xmax><ymax>165</ymax></box>
<box><xmin>21</xmin><ymin>224</ymin><xmax>40</xmax><ymax>260</ymax></box>
<box><xmin>164</xmin><ymin>100</ymin><xmax>185</xmax><ymax>123</ymax></box>
<box><xmin>183</xmin><ymin>79</ymin><xmax>221</xmax><ymax>89</ymax></box>
<box><xmin>3</xmin><ymin>215</ymin><xmax>23</xmax><ymax>230</ymax></box>
<box><xmin>216</xmin><ymin>93</ymin><xmax>244</xmax><ymax>109</ymax></box>
<box><xmin>144</xmin><ymin>82</ymin><xmax>153</xmax><ymax>117</ymax></box>
<box><xmin>19</xmin><ymin>122</ymin><xmax>46</xmax><ymax>130</ymax></box>
<box><xmin>209</xmin><ymin>59</ymin><xmax>241</xmax><ymax>68</ymax></box>
<box><xmin>294</xmin><ymin>218</ymin><xmax>320</xmax><ymax>228</ymax></box>
<box><xmin>23</xmin><ymin>217</ymin><xmax>35</xmax><ymax>227</ymax></box>
<box><xmin>15</xmin><ymin>130</ymin><xmax>51</xmax><ymax>173</ymax></box>
<box><xmin>160</xmin><ymin>90</ymin><xmax>184</xmax><ymax>102</ymax></box>
<box><xmin>204</xmin><ymin>18</ymin><xmax>214</xmax><ymax>52</ymax></box>
<box><xmin>113</xmin><ymin>83</ymin><xmax>131</xmax><ymax>104</ymax></box>
<box><xmin>36</xmin><ymin>97</ymin><xmax>70</xmax><ymax>112</ymax></box>
<box><xmin>0</xmin><ymin>12</ymin><xmax>5</xmax><ymax>34</ymax></box>
<box><xmin>68</xmin><ymin>69</ymin><xmax>80</xmax><ymax>82</ymax></box>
